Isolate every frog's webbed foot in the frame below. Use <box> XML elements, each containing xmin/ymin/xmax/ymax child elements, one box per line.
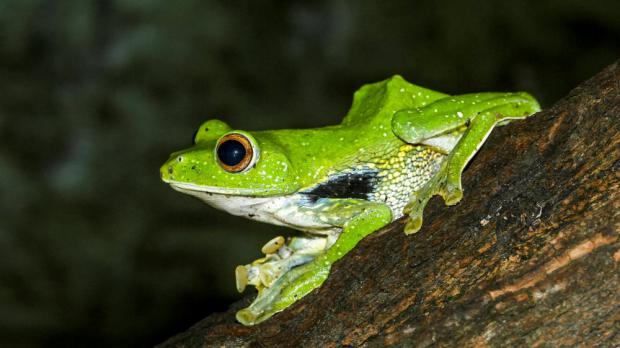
<box><xmin>235</xmin><ymin>235</ymin><xmax>328</xmax><ymax>293</ymax></box>
<box><xmin>234</xmin><ymin>233</ymin><xmax>333</xmax><ymax>325</ymax></box>
<box><xmin>403</xmin><ymin>159</ymin><xmax>463</xmax><ymax>234</ymax></box>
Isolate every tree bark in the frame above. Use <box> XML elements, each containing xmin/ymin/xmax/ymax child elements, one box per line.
<box><xmin>158</xmin><ymin>61</ymin><xmax>620</xmax><ymax>348</ymax></box>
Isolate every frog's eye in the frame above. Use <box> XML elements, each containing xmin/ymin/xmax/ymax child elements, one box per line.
<box><xmin>216</xmin><ymin>133</ymin><xmax>257</xmax><ymax>173</ymax></box>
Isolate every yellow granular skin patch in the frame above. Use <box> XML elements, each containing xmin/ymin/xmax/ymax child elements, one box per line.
<box><xmin>368</xmin><ymin>144</ymin><xmax>444</xmax><ymax>217</ymax></box>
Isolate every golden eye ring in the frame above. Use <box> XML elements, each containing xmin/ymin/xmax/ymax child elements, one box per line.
<box><xmin>215</xmin><ymin>133</ymin><xmax>256</xmax><ymax>173</ymax></box>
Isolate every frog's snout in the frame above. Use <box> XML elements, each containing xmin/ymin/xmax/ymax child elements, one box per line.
<box><xmin>160</xmin><ymin>162</ymin><xmax>172</xmax><ymax>183</ymax></box>
<box><xmin>160</xmin><ymin>154</ymin><xmax>184</xmax><ymax>183</ymax></box>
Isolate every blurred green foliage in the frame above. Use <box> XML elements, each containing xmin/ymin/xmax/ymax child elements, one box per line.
<box><xmin>0</xmin><ymin>0</ymin><xmax>618</xmax><ymax>346</ymax></box>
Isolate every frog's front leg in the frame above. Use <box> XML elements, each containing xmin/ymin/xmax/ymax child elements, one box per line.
<box><xmin>392</xmin><ymin>92</ymin><xmax>540</xmax><ymax>234</ymax></box>
<box><xmin>235</xmin><ymin>198</ymin><xmax>392</xmax><ymax>325</ymax></box>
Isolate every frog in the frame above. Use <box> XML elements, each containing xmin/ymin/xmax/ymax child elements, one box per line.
<box><xmin>160</xmin><ymin>75</ymin><xmax>540</xmax><ymax>325</ymax></box>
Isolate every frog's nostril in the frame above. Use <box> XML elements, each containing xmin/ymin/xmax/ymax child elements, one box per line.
<box><xmin>168</xmin><ymin>166</ymin><xmax>173</xmax><ymax>174</ymax></box>
<box><xmin>177</xmin><ymin>156</ymin><xmax>183</xmax><ymax>163</ymax></box>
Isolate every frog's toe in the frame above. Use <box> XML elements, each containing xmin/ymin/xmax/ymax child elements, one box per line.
<box><xmin>404</xmin><ymin>215</ymin><xmax>423</xmax><ymax>234</ymax></box>
<box><xmin>403</xmin><ymin>183</ymin><xmax>435</xmax><ymax>234</ymax></box>
<box><xmin>235</xmin><ymin>265</ymin><xmax>249</xmax><ymax>293</ymax></box>
<box><xmin>235</xmin><ymin>307</ymin><xmax>262</xmax><ymax>325</ymax></box>
<box><xmin>262</xmin><ymin>261</ymin><xmax>297</xmax><ymax>288</ymax></box>
<box><xmin>236</xmin><ymin>307</ymin><xmax>259</xmax><ymax>325</ymax></box>
<box><xmin>441</xmin><ymin>182</ymin><xmax>463</xmax><ymax>206</ymax></box>
<box><xmin>437</xmin><ymin>170</ymin><xmax>464</xmax><ymax>206</ymax></box>
<box><xmin>261</xmin><ymin>235</ymin><xmax>286</xmax><ymax>254</ymax></box>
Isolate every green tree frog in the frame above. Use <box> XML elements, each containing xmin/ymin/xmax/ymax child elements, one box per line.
<box><xmin>160</xmin><ymin>76</ymin><xmax>540</xmax><ymax>325</ymax></box>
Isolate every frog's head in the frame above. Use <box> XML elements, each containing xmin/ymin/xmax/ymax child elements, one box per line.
<box><xmin>160</xmin><ymin>119</ymin><xmax>299</xmax><ymax>197</ymax></box>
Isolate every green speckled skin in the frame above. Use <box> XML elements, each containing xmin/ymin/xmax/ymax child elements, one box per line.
<box><xmin>161</xmin><ymin>75</ymin><xmax>540</xmax><ymax>325</ymax></box>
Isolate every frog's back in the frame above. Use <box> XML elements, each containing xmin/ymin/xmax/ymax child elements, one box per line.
<box><xmin>340</xmin><ymin>75</ymin><xmax>448</xmax><ymax>129</ymax></box>
<box><xmin>255</xmin><ymin>75</ymin><xmax>449</xmax><ymax>163</ymax></box>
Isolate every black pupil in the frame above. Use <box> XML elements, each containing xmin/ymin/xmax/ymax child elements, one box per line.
<box><xmin>217</xmin><ymin>140</ymin><xmax>247</xmax><ymax>166</ymax></box>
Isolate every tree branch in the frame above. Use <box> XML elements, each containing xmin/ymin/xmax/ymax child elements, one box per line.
<box><xmin>158</xmin><ymin>61</ymin><xmax>620</xmax><ymax>347</ymax></box>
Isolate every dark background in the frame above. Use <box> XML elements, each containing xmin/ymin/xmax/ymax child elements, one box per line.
<box><xmin>0</xmin><ymin>1</ymin><xmax>618</xmax><ymax>347</ymax></box>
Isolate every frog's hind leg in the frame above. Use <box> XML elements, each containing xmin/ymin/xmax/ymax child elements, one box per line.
<box><xmin>394</xmin><ymin>93</ymin><xmax>540</xmax><ymax>234</ymax></box>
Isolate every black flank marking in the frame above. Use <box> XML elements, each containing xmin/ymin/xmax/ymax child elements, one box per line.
<box><xmin>301</xmin><ymin>170</ymin><xmax>378</xmax><ymax>200</ymax></box>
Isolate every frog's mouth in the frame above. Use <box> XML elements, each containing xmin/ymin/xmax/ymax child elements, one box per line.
<box><xmin>165</xmin><ymin>181</ymin><xmax>275</xmax><ymax>196</ymax></box>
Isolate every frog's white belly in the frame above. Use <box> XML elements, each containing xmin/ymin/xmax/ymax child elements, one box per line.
<box><xmin>170</xmin><ymin>183</ymin><xmax>334</xmax><ymax>233</ymax></box>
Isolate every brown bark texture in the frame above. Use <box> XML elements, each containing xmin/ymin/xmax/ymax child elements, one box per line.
<box><xmin>158</xmin><ymin>61</ymin><xmax>620</xmax><ymax>348</ymax></box>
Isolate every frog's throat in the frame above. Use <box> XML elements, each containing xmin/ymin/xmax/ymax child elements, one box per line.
<box><xmin>168</xmin><ymin>181</ymin><xmax>335</xmax><ymax>233</ymax></box>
